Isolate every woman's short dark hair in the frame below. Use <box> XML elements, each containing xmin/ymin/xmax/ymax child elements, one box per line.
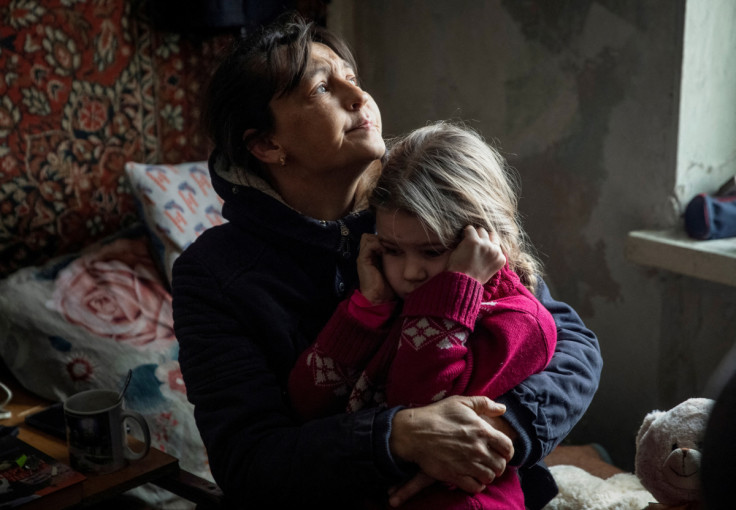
<box><xmin>203</xmin><ymin>12</ymin><xmax>358</xmax><ymax>168</ymax></box>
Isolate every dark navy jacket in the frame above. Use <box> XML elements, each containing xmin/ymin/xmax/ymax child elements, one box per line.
<box><xmin>171</xmin><ymin>152</ymin><xmax>603</xmax><ymax>509</ymax></box>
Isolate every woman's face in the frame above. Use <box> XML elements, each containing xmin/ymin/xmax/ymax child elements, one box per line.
<box><xmin>268</xmin><ymin>43</ymin><xmax>385</xmax><ymax>177</ymax></box>
<box><xmin>376</xmin><ymin>209</ymin><xmax>451</xmax><ymax>300</ymax></box>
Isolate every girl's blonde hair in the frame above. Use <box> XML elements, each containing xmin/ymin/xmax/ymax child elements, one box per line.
<box><xmin>369</xmin><ymin>121</ymin><xmax>543</xmax><ymax>292</ymax></box>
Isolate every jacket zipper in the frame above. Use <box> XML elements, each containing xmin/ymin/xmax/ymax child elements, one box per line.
<box><xmin>337</xmin><ymin>219</ymin><xmax>351</xmax><ymax>259</ymax></box>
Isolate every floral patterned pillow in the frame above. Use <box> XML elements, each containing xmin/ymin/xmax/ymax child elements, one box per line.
<box><xmin>0</xmin><ymin>225</ymin><xmax>211</xmax><ymax>483</ymax></box>
<box><xmin>124</xmin><ymin>161</ymin><xmax>226</xmax><ymax>285</ymax></box>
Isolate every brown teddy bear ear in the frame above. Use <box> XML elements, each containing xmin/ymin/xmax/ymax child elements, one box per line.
<box><xmin>636</xmin><ymin>410</ymin><xmax>664</xmax><ymax>446</ymax></box>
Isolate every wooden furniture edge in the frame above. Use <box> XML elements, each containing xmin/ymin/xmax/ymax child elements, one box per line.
<box><xmin>152</xmin><ymin>469</ymin><xmax>224</xmax><ymax>509</ymax></box>
<box><xmin>0</xmin><ymin>359</ymin><xmax>223</xmax><ymax>508</ymax></box>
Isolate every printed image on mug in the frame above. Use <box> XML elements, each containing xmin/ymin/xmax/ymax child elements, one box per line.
<box><xmin>63</xmin><ymin>389</ymin><xmax>151</xmax><ymax>475</ymax></box>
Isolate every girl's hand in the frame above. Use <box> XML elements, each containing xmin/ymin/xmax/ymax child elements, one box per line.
<box><xmin>388</xmin><ymin>472</ymin><xmax>435</xmax><ymax>508</ymax></box>
<box><xmin>446</xmin><ymin>226</ymin><xmax>506</xmax><ymax>284</ymax></box>
<box><xmin>357</xmin><ymin>233</ymin><xmax>395</xmax><ymax>304</ymax></box>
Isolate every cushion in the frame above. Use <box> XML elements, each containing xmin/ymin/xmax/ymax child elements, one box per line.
<box><xmin>124</xmin><ymin>161</ymin><xmax>226</xmax><ymax>284</ymax></box>
<box><xmin>0</xmin><ymin>225</ymin><xmax>211</xmax><ymax>482</ymax></box>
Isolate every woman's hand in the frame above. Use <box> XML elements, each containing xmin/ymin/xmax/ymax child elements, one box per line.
<box><xmin>388</xmin><ymin>395</ymin><xmax>514</xmax><ymax>505</ymax></box>
<box><xmin>446</xmin><ymin>226</ymin><xmax>506</xmax><ymax>284</ymax></box>
<box><xmin>357</xmin><ymin>233</ymin><xmax>395</xmax><ymax>304</ymax></box>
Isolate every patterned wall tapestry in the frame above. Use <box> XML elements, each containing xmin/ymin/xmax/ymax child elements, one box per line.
<box><xmin>0</xmin><ymin>0</ymin><xmax>232</xmax><ymax>277</ymax></box>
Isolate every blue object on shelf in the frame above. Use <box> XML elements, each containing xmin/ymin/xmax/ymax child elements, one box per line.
<box><xmin>684</xmin><ymin>193</ymin><xmax>736</xmax><ymax>240</ymax></box>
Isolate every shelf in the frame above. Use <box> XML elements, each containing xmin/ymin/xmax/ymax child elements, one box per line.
<box><xmin>626</xmin><ymin>229</ymin><xmax>736</xmax><ymax>287</ymax></box>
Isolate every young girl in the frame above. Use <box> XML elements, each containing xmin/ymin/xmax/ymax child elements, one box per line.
<box><xmin>288</xmin><ymin>121</ymin><xmax>557</xmax><ymax>509</ymax></box>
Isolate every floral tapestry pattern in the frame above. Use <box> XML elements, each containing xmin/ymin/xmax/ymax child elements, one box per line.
<box><xmin>0</xmin><ymin>0</ymin><xmax>231</xmax><ymax>277</ymax></box>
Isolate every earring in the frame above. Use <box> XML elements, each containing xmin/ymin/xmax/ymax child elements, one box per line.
<box><xmin>279</xmin><ymin>154</ymin><xmax>286</xmax><ymax>167</ymax></box>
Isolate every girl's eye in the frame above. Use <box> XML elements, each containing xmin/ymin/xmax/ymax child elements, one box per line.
<box><xmin>424</xmin><ymin>249</ymin><xmax>447</xmax><ymax>258</ymax></box>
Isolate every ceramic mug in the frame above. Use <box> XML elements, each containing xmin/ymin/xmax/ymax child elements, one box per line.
<box><xmin>64</xmin><ymin>389</ymin><xmax>151</xmax><ymax>474</ymax></box>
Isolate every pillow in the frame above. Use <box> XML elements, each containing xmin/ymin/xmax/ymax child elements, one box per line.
<box><xmin>124</xmin><ymin>161</ymin><xmax>226</xmax><ymax>284</ymax></box>
<box><xmin>0</xmin><ymin>225</ymin><xmax>211</xmax><ymax>483</ymax></box>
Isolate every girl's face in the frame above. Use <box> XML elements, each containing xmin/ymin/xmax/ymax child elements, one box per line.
<box><xmin>375</xmin><ymin>209</ymin><xmax>451</xmax><ymax>300</ymax></box>
<box><xmin>268</xmin><ymin>43</ymin><xmax>385</xmax><ymax>178</ymax></box>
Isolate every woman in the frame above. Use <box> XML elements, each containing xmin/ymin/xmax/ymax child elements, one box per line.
<box><xmin>172</xmin><ymin>12</ymin><xmax>602</xmax><ymax>509</ymax></box>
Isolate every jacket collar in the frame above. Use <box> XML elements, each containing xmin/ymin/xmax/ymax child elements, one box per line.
<box><xmin>208</xmin><ymin>150</ymin><xmax>375</xmax><ymax>255</ymax></box>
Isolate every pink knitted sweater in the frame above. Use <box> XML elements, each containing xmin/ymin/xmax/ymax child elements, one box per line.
<box><xmin>288</xmin><ymin>266</ymin><xmax>557</xmax><ymax>509</ymax></box>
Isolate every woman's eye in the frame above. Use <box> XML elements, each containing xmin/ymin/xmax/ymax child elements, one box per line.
<box><xmin>315</xmin><ymin>83</ymin><xmax>328</xmax><ymax>94</ymax></box>
<box><xmin>383</xmin><ymin>247</ymin><xmax>400</xmax><ymax>256</ymax></box>
<box><xmin>347</xmin><ymin>76</ymin><xmax>358</xmax><ymax>86</ymax></box>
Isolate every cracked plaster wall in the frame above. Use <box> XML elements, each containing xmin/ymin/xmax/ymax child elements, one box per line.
<box><xmin>330</xmin><ymin>0</ymin><xmax>736</xmax><ymax>470</ymax></box>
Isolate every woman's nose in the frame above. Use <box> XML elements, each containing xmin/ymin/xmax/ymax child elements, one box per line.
<box><xmin>341</xmin><ymin>80</ymin><xmax>368</xmax><ymax>110</ymax></box>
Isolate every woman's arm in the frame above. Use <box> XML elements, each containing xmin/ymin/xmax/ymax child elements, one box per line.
<box><xmin>386</xmin><ymin>278</ymin><xmax>599</xmax><ymax>508</ymax></box>
<box><xmin>173</xmin><ymin>243</ymin><xmax>524</xmax><ymax>507</ymax></box>
<box><xmin>495</xmin><ymin>278</ymin><xmax>603</xmax><ymax>467</ymax></box>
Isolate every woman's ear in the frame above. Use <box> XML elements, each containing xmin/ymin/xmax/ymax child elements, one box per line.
<box><xmin>244</xmin><ymin>129</ymin><xmax>283</xmax><ymax>165</ymax></box>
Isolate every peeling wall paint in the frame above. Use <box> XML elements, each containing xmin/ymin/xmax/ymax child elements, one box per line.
<box><xmin>331</xmin><ymin>0</ymin><xmax>736</xmax><ymax>471</ymax></box>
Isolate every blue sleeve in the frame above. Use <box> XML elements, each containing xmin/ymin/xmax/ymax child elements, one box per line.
<box><xmin>496</xmin><ymin>279</ymin><xmax>603</xmax><ymax>467</ymax></box>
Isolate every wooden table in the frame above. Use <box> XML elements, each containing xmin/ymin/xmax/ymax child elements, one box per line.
<box><xmin>0</xmin><ymin>363</ymin><xmax>222</xmax><ymax>509</ymax></box>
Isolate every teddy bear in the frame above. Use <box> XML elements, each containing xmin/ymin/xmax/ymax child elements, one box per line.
<box><xmin>635</xmin><ymin>397</ymin><xmax>715</xmax><ymax>509</ymax></box>
<box><xmin>543</xmin><ymin>397</ymin><xmax>714</xmax><ymax>510</ymax></box>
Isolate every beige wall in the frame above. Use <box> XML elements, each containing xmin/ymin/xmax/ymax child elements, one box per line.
<box><xmin>329</xmin><ymin>0</ymin><xmax>736</xmax><ymax>470</ymax></box>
